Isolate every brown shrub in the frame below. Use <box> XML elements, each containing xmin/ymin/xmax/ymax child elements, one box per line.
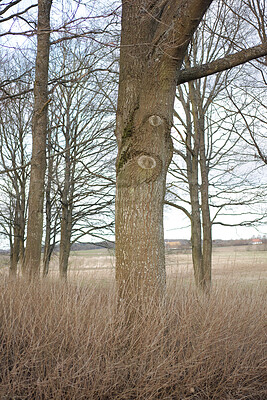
<box><xmin>0</xmin><ymin>277</ymin><xmax>266</xmax><ymax>399</ymax></box>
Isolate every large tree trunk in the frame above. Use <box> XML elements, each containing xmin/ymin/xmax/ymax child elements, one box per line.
<box><xmin>115</xmin><ymin>0</ymin><xmax>212</xmax><ymax>304</ymax></box>
<box><xmin>22</xmin><ymin>0</ymin><xmax>52</xmax><ymax>279</ymax></box>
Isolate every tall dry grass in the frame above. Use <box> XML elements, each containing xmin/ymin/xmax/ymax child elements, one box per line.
<box><xmin>0</xmin><ymin>277</ymin><xmax>266</xmax><ymax>399</ymax></box>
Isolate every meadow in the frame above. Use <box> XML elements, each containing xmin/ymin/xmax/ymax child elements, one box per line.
<box><xmin>0</xmin><ymin>246</ymin><xmax>266</xmax><ymax>399</ymax></box>
<box><xmin>47</xmin><ymin>244</ymin><xmax>267</xmax><ymax>285</ymax></box>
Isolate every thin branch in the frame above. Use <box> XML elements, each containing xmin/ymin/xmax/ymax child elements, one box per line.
<box><xmin>164</xmin><ymin>201</ymin><xmax>191</xmax><ymax>220</ymax></box>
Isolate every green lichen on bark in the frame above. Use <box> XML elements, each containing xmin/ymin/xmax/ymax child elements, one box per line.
<box><xmin>117</xmin><ymin>111</ymin><xmax>136</xmax><ymax>174</ymax></box>
<box><xmin>116</xmin><ymin>147</ymin><xmax>131</xmax><ymax>174</ymax></box>
<box><xmin>122</xmin><ymin>119</ymin><xmax>133</xmax><ymax>145</ymax></box>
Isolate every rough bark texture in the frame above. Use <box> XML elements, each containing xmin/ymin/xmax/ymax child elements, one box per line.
<box><xmin>22</xmin><ymin>0</ymin><xmax>52</xmax><ymax>279</ymax></box>
<box><xmin>115</xmin><ymin>0</ymin><xmax>213</xmax><ymax>304</ymax></box>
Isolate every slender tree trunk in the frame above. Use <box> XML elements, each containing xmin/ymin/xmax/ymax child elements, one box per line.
<box><xmin>22</xmin><ymin>0</ymin><xmax>52</xmax><ymax>279</ymax></box>
<box><xmin>59</xmin><ymin>120</ymin><xmax>73</xmax><ymax>280</ymax></box>
<box><xmin>10</xmin><ymin>235</ymin><xmax>20</xmax><ymax>276</ymax></box>
<box><xmin>59</xmin><ymin>211</ymin><xmax>72</xmax><ymax>280</ymax></box>
<box><xmin>42</xmin><ymin>242</ymin><xmax>52</xmax><ymax>277</ymax></box>
<box><xmin>43</xmin><ymin>210</ymin><xmax>52</xmax><ymax>277</ymax></box>
<box><xmin>188</xmin><ymin>159</ymin><xmax>204</xmax><ymax>288</ymax></box>
<box><xmin>190</xmin><ymin>81</ymin><xmax>212</xmax><ymax>291</ymax></box>
<box><xmin>18</xmin><ymin>182</ymin><xmax>26</xmax><ymax>270</ymax></box>
<box><xmin>115</xmin><ymin>0</ymin><xmax>212</xmax><ymax>305</ymax></box>
<box><xmin>186</xmin><ymin>126</ymin><xmax>204</xmax><ymax>287</ymax></box>
<box><xmin>9</xmin><ymin>240</ymin><xmax>15</xmax><ymax>277</ymax></box>
<box><xmin>59</xmin><ymin>159</ymin><xmax>72</xmax><ymax>280</ymax></box>
<box><xmin>186</xmin><ymin>81</ymin><xmax>205</xmax><ymax>289</ymax></box>
<box><xmin>43</xmin><ymin>129</ymin><xmax>53</xmax><ymax>277</ymax></box>
<box><xmin>9</xmin><ymin>206</ymin><xmax>20</xmax><ymax>277</ymax></box>
<box><xmin>199</xmin><ymin>122</ymin><xmax>212</xmax><ymax>290</ymax></box>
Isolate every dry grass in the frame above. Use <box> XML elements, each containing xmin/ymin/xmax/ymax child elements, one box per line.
<box><xmin>0</xmin><ymin>277</ymin><xmax>266</xmax><ymax>399</ymax></box>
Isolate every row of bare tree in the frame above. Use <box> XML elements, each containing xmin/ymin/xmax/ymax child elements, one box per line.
<box><xmin>166</xmin><ymin>0</ymin><xmax>267</xmax><ymax>290</ymax></box>
<box><xmin>0</xmin><ymin>0</ymin><xmax>118</xmax><ymax>278</ymax></box>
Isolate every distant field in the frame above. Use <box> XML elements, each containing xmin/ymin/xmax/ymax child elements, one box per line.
<box><xmin>2</xmin><ymin>245</ymin><xmax>265</xmax><ymax>285</ymax></box>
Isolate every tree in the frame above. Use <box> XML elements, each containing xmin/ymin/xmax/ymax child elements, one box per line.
<box><xmin>1</xmin><ymin>1</ymin><xmax>118</xmax><ymax>278</ymax></box>
<box><xmin>115</xmin><ymin>0</ymin><xmax>267</xmax><ymax>304</ymax></box>
<box><xmin>115</xmin><ymin>0</ymin><xmax>214</xmax><ymax>304</ymax></box>
<box><xmin>0</xmin><ymin>58</ymin><xmax>32</xmax><ymax>276</ymax></box>
<box><xmin>42</xmin><ymin>123</ymin><xmax>61</xmax><ymax>277</ymax></box>
<box><xmin>167</xmin><ymin>0</ymin><xmax>250</xmax><ymax>290</ymax></box>
<box><xmin>22</xmin><ymin>0</ymin><xmax>52</xmax><ymax>279</ymax></box>
<box><xmin>225</xmin><ymin>0</ymin><xmax>267</xmax><ymax>165</ymax></box>
<box><xmin>43</xmin><ymin>39</ymin><xmax>116</xmax><ymax>279</ymax></box>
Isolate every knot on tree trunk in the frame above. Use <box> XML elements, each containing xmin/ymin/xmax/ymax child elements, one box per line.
<box><xmin>148</xmin><ymin>115</ymin><xmax>163</xmax><ymax>127</ymax></box>
<box><xmin>137</xmin><ymin>155</ymin><xmax>157</xmax><ymax>169</ymax></box>
<box><xmin>117</xmin><ymin>151</ymin><xmax>162</xmax><ymax>188</ymax></box>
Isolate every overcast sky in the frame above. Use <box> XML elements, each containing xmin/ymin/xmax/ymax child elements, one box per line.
<box><xmin>0</xmin><ymin>0</ymin><xmax>266</xmax><ymax>248</ymax></box>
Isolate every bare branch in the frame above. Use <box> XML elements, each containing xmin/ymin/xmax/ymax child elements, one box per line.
<box><xmin>177</xmin><ymin>42</ymin><xmax>267</xmax><ymax>85</ymax></box>
<box><xmin>164</xmin><ymin>201</ymin><xmax>192</xmax><ymax>220</ymax></box>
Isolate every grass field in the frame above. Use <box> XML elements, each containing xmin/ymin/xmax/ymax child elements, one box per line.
<box><xmin>0</xmin><ymin>246</ymin><xmax>266</xmax><ymax>399</ymax></box>
<box><xmin>42</xmin><ymin>244</ymin><xmax>267</xmax><ymax>285</ymax></box>
<box><xmin>1</xmin><ymin>245</ymin><xmax>266</xmax><ymax>284</ymax></box>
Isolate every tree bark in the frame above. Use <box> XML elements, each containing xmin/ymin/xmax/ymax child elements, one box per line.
<box><xmin>115</xmin><ymin>0</ymin><xmax>213</xmax><ymax>304</ymax></box>
<box><xmin>22</xmin><ymin>0</ymin><xmax>52</xmax><ymax>279</ymax></box>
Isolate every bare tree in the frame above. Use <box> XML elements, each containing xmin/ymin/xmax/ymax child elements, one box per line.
<box><xmin>22</xmin><ymin>0</ymin><xmax>52</xmax><ymax>279</ymax></box>
<box><xmin>115</xmin><ymin>1</ymin><xmax>214</xmax><ymax>304</ymax></box>
<box><xmin>42</xmin><ymin>124</ymin><xmax>61</xmax><ymax>277</ymax></box>
<box><xmin>115</xmin><ymin>0</ymin><xmax>267</xmax><ymax>304</ymax></box>
<box><xmin>0</xmin><ymin>60</ymin><xmax>32</xmax><ymax>276</ymax></box>
<box><xmin>1</xmin><ymin>0</ymin><xmax>118</xmax><ymax>278</ymax></box>
<box><xmin>166</xmin><ymin>0</ymin><xmax>267</xmax><ymax>291</ymax></box>
<box><xmin>44</xmin><ymin>39</ymin><xmax>116</xmax><ymax>279</ymax></box>
<box><xmin>225</xmin><ymin>0</ymin><xmax>267</xmax><ymax>164</ymax></box>
<box><xmin>167</xmin><ymin>0</ymin><xmax>242</xmax><ymax>290</ymax></box>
